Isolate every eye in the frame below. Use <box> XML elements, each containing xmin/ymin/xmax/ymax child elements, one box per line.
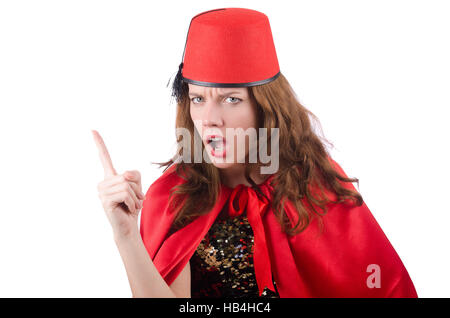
<box><xmin>226</xmin><ymin>97</ymin><xmax>242</xmax><ymax>104</ymax></box>
<box><xmin>191</xmin><ymin>97</ymin><xmax>202</xmax><ymax>104</ymax></box>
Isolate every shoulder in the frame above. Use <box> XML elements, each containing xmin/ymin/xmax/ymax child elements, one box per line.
<box><xmin>144</xmin><ymin>163</ymin><xmax>187</xmax><ymax>199</ymax></box>
<box><xmin>140</xmin><ymin>163</ymin><xmax>187</xmax><ymax>241</ymax></box>
<box><xmin>327</xmin><ymin>156</ymin><xmax>350</xmax><ymax>180</ymax></box>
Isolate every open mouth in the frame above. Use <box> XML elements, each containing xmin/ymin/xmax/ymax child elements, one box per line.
<box><xmin>206</xmin><ymin>135</ymin><xmax>226</xmax><ymax>155</ymax></box>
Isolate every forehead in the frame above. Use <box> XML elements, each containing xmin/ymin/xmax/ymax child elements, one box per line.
<box><xmin>188</xmin><ymin>83</ymin><xmax>247</xmax><ymax>95</ymax></box>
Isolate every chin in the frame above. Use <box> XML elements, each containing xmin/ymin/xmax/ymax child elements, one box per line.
<box><xmin>207</xmin><ymin>154</ymin><xmax>248</xmax><ymax>169</ymax></box>
<box><xmin>210</xmin><ymin>161</ymin><xmax>236</xmax><ymax>169</ymax></box>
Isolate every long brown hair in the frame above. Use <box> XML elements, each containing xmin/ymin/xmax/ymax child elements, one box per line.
<box><xmin>154</xmin><ymin>72</ymin><xmax>363</xmax><ymax>236</ymax></box>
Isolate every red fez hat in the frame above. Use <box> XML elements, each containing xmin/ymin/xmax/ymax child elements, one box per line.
<box><xmin>169</xmin><ymin>7</ymin><xmax>280</xmax><ymax>103</ymax></box>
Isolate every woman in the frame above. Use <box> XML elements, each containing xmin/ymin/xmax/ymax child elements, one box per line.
<box><xmin>94</xmin><ymin>7</ymin><xmax>418</xmax><ymax>298</ymax></box>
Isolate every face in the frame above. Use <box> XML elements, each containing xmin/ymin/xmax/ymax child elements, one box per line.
<box><xmin>188</xmin><ymin>83</ymin><xmax>259</xmax><ymax>169</ymax></box>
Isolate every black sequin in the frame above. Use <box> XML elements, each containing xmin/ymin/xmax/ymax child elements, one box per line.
<box><xmin>190</xmin><ymin>203</ymin><xmax>280</xmax><ymax>298</ymax></box>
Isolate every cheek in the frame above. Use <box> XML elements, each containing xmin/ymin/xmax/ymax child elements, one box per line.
<box><xmin>224</xmin><ymin>105</ymin><xmax>258</xmax><ymax>156</ymax></box>
<box><xmin>190</xmin><ymin>106</ymin><xmax>200</xmax><ymax>128</ymax></box>
<box><xmin>189</xmin><ymin>105</ymin><xmax>195</xmax><ymax>120</ymax></box>
<box><xmin>224</xmin><ymin>105</ymin><xmax>257</xmax><ymax>130</ymax></box>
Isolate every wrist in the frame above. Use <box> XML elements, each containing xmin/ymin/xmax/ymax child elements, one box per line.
<box><xmin>113</xmin><ymin>227</ymin><xmax>140</xmax><ymax>243</ymax></box>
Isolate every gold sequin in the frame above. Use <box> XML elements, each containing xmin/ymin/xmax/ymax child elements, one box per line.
<box><xmin>190</xmin><ymin>206</ymin><xmax>279</xmax><ymax>298</ymax></box>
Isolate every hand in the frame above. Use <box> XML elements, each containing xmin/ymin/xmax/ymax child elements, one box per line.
<box><xmin>92</xmin><ymin>130</ymin><xmax>145</xmax><ymax>238</ymax></box>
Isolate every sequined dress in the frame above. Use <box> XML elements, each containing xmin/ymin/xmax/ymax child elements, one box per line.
<box><xmin>190</xmin><ymin>202</ymin><xmax>280</xmax><ymax>298</ymax></box>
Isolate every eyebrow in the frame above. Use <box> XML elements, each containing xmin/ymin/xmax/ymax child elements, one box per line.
<box><xmin>188</xmin><ymin>91</ymin><xmax>243</xmax><ymax>97</ymax></box>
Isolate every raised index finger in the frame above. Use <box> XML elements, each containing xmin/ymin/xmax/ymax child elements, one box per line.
<box><xmin>91</xmin><ymin>129</ymin><xmax>117</xmax><ymax>177</ymax></box>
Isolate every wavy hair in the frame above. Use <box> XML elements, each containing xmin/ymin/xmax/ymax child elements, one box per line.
<box><xmin>155</xmin><ymin>73</ymin><xmax>363</xmax><ymax>236</ymax></box>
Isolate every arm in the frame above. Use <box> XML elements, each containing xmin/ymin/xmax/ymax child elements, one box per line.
<box><xmin>92</xmin><ymin>131</ymin><xmax>191</xmax><ymax>298</ymax></box>
<box><xmin>114</xmin><ymin>230</ymin><xmax>191</xmax><ymax>298</ymax></box>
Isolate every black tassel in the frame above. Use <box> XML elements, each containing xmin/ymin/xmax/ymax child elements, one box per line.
<box><xmin>167</xmin><ymin>62</ymin><xmax>187</xmax><ymax>104</ymax></box>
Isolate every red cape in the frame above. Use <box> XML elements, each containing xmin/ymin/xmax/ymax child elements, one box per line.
<box><xmin>139</xmin><ymin>159</ymin><xmax>418</xmax><ymax>297</ymax></box>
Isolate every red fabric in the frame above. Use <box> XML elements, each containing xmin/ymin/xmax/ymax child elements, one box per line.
<box><xmin>182</xmin><ymin>8</ymin><xmax>280</xmax><ymax>84</ymax></box>
<box><xmin>227</xmin><ymin>183</ymin><xmax>275</xmax><ymax>295</ymax></box>
<box><xmin>139</xmin><ymin>159</ymin><xmax>418</xmax><ymax>297</ymax></box>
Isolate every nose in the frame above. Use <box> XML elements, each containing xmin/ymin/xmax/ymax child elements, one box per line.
<box><xmin>202</xmin><ymin>100</ymin><xmax>224</xmax><ymax>128</ymax></box>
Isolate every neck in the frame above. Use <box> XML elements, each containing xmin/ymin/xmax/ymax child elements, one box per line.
<box><xmin>219</xmin><ymin>164</ymin><xmax>267</xmax><ymax>188</ymax></box>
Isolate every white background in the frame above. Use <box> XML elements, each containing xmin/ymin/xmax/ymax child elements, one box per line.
<box><xmin>0</xmin><ymin>0</ymin><xmax>448</xmax><ymax>297</ymax></box>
